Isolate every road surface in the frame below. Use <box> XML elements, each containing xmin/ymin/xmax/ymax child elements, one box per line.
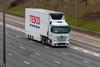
<box><xmin>0</xmin><ymin>12</ymin><xmax>100</xmax><ymax>67</ymax></box>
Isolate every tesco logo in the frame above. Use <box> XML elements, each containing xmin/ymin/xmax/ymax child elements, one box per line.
<box><xmin>30</xmin><ymin>15</ymin><xmax>40</xmax><ymax>29</ymax></box>
<box><xmin>30</xmin><ymin>15</ymin><xmax>40</xmax><ymax>25</ymax></box>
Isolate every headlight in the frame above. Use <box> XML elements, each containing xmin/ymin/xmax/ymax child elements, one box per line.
<box><xmin>67</xmin><ymin>41</ymin><xmax>69</xmax><ymax>44</ymax></box>
<box><xmin>54</xmin><ymin>40</ymin><xmax>57</xmax><ymax>43</ymax></box>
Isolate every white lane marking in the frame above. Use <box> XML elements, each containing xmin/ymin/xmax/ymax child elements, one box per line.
<box><xmin>71</xmin><ymin>45</ymin><xmax>100</xmax><ymax>58</ymax></box>
<box><xmin>8</xmin><ymin>53</ymin><xmax>13</xmax><ymax>56</ymax></box>
<box><xmin>0</xmin><ymin>22</ymin><xmax>24</xmax><ymax>32</ymax></box>
<box><xmin>90</xmin><ymin>52</ymin><xmax>99</xmax><ymax>57</ymax></box>
<box><xmin>44</xmin><ymin>46</ymin><xmax>49</xmax><ymax>48</ymax></box>
<box><xmin>7</xmin><ymin>18</ymin><xmax>24</xmax><ymax>25</ymax></box>
<box><xmin>0</xmin><ymin>17</ymin><xmax>24</xmax><ymax>25</ymax></box>
<box><xmin>83</xmin><ymin>50</ymin><xmax>89</xmax><ymax>53</ymax></box>
<box><xmin>83</xmin><ymin>60</ymin><xmax>90</xmax><ymax>64</ymax></box>
<box><xmin>72</xmin><ymin>46</ymin><xmax>79</xmax><ymax>50</ymax></box>
<box><xmin>7</xmin><ymin>40</ymin><xmax>10</xmax><ymax>43</ymax></box>
<box><xmin>29</xmin><ymin>40</ymin><xmax>33</xmax><ymax>43</ymax></box>
<box><xmin>24</xmin><ymin>61</ymin><xmax>30</xmax><ymax>64</ymax></box>
<box><xmin>16</xmin><ymin>35</ymin><xmax>22</xmax><ymax>38</ymax></box>
<box><xmin>19</xmin><ymin>46</ymin><xmax>26</xmax><ymax>50</ymax></box>
<box><xmin>34</xmin><ymin>53</ymin><xmax>40</xmax><ymax>56</ymax></box>
<box><xmin>94</xmin><ymin>53</ymin><xmax>99</xmax><ymax>56</ymax></box>
<box><xmin>62</xmin><ymin>52</ymin><xmax>68</xmax><ymax>55</ymax></box>
<box><xmin>54</xmin><ymin>60</ymin><xmax>61</xmax><ymax>64</ymax></box>
<box><xmin>6</xmin><ymin>32</ymin><xmax>8</xmax><ymax>34</ymax></box>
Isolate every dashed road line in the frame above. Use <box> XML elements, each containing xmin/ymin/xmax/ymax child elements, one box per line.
<box><xmin>0</xmin><ymin>22</ymin><xmax>24</xmax><ymax>32</ymax></box>
<box><xmin>24</xmin><ymin>61</ymin><xmax>30</xmax><ymax>64</ymax></box>
<box><xmin>72</xmin><ymin>46</ymin><xmax>79</xmax><ymax>50</ymax></box>
<box><xmin>61</xmin><ymin>52</ymin><xmax>68</xmax><ymax>56</ymax></box>
<box><xmin>6</xmin><ymin>32</ymin><xmax>8</xmax><ymax>34</ymax></box>
<box><xmin>70</xmin><ymin>45</ymin><xmax>100</xmax><ymax>58</ymax></box>
<box><xmin>7</xmin><ymin>40</ymin><xmax>10</xmax><ymax>43</ymax></box>
<box><xmin>83</xmin><ymin>60</ymin><xmax>90</xmax><ymax>64</ymax></box>
<box><xmin>8</xmin><ymin>53</ymin><xmax>13</xmax><ymax>56</ymax></box>
<box><xmin>29</xmin><ymin>40</ymin><xmax>33</xmax><ymax>43</ymax></box>
<box><xmin>94</xmin><ymin>53</ymin><xmax>99</xmax><ymax>56</ymax></box>
<box><xmin>83</xmin><ymin>50</ymin><xmax>89</xmax><ymax>53</ymax></box>
<box><xmin>6</xmin><ymin>18</ymin><xmax>24</xmax><ymax>25</ymax></box>
<box><xmin>16</xmin><ymin>35</ymin><xmax>21</xmax><ymax>38</ymax></box>
<box><xmin>54</xmin><ymin>60</ymin><xmax>61</xmax><ymax>64</ymax></box>
<box><xmin>34</xmin><ymin>53</ymin><xmax>40</xmax><ymax>56</ymax></box>
<box><xmin>0</xmin><ymin>17</ymin><xmax>24</xmax><ymax>25</ymax></box>
<box><xmin>19</xmin><ymin>46</ymin><xmax>26</xmax><ymax>50</ymax></box>
<box><xmin>44</xmin><ymin>46</ymin><xmax>49</xmax><ymax>48</ymax></box>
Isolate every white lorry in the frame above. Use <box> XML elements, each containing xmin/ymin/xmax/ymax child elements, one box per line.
<box><xmin>25</xmin><ymin>8</ymin><xmax>70</xmax><ymax>47</ymax></box>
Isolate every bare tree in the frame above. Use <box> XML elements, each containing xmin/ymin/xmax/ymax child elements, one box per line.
<box><xmin>83</xmin><ymin>0</ymin><xmax>88</xmax><ymax>5</ymax></box>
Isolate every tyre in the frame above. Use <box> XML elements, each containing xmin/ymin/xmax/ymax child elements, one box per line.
<box><xmin>45</xmin><ymin>38</ymin><xmax>48</xmax><ymax>45</ymax></box>
<box><xmin>41</xmin><ymin>37</ymin><xmax>45</xmax><ymax>45</ymax></box>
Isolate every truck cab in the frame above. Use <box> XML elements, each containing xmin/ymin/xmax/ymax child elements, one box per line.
<box><xmin>48</xmin><ymin>20</ymin><xmax>70</xmax><ymax>47</ymax></box>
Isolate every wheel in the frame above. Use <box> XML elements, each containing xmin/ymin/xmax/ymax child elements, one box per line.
<box><xmin>28</xmin><ymin>35</ymin><xmax>31</xmax><ymax>40</ymax></box>
<box><xmin>43</xmin><ymin>39</ymin><xmax>45</xmax><ymax>45</ymax></box>
<box><xmin>48</xmin><ymin>39</ymin><xmax>52</xmax><ymax>46</ymax></box>
<box><xmin>42</xmin><ymin>37</ymin><xmax>45</xmax><ymax>45</ymax></box>
<box><xmin>45</xmin><ymin>38</ymin><xmax>48</xmax><ymax>45</ymax></box>
<box><xmin>41</xmin><ymin>37</ymin><xmax>49</xmax><ymax>45</ymax></box>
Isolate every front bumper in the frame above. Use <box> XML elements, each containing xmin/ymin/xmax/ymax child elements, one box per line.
<box><xmin>52</xmin><ymin>43</ymin><xmax>69</xmax><ymax>47</ymax></box>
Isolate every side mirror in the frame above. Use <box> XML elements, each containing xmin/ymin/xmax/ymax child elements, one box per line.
<box><xmin>50</xmin><ymin>21</ymin><xmax>52</xmax><ymax>24</ymax></box>
<box><xmin>51</xmin><ymin>27</ymin><xmax>53</xmax><ymax>32</ymax></box>
<box><xmin>47</xmin><ymin>31</ymin><xmax>49</xmax><ymax>36</ymax></box>
<box><xmin>67</xmin><ymin>26</ymin><xmax>71</xmax><ymax>33</ymax></box>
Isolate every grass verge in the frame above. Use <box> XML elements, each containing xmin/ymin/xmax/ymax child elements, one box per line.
<box><xmin>7</xmin><ymin>7</ymin><xmax>25</xmax><ymax>16</ymax></box>
<box><xmin>66</xmin><ymin>16</ymin><xmax>100</xmax><ymax>32</ymax></box>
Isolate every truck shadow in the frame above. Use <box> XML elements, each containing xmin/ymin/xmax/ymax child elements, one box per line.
<box><xmin>27</xmin><ymin>38</ymin><xmax>68</xmax><ymax>48</ymax></box>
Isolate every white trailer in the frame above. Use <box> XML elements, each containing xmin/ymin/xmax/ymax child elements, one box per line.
<box><xmin>25</xmin><ymin>8</ymin><xmax>70</xmax><ymax>47</ymax></box>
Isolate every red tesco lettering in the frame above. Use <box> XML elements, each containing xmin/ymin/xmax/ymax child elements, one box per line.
<box><xmin>30</xmin><ymin>15</ymin><xmax>40</xmax><ymax>25</ymax></box>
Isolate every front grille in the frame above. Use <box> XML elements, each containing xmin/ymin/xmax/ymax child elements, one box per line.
<box><xmin>58</xmin><ymin>43</ymin><xmax>66</xmax><ymax>45</ymax></box>
<box><xmin>54</xmin><ymin>43</ymin><xmax>67</xmax><ymax>46</ymax></box>
<box><xmin>57</xmin><ymin>36</ymin><xmax>67</xmax><ymax>41</ymax></box>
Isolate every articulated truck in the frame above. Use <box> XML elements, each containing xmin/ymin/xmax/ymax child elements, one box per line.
<box><xmin>25</xmin><ymin>8</ymin><xmax>70</xmax><ymax>47</ymax></box>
